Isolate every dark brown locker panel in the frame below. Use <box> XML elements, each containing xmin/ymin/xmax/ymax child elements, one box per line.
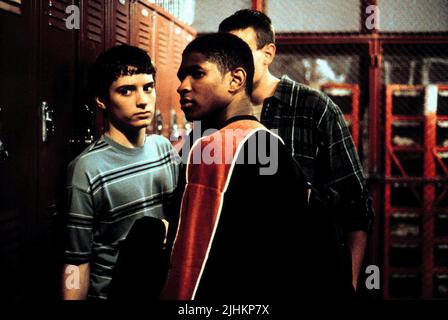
<box><xmin>77</xmin><ymin>0</ymin><xmax>107</xmax><ymax>144</ymax></box>
<box><xmin>0</xmin><ymin>0</ymin><xmax>37</xmax><ymax>300</ymax></box>
<box><xmin>170</xmin><ymin>23</ymin><xmax>194</xmax><ymax>140</ymax></box>
<box><xmin>154</xmin><ymin>12</ymin><xmax>172</xmax><ymax>137</ymax></box>
<box><xmin>111</xmin><ymin>0</ymin><xmax>131</xmax><ymax>46</ymax></box>
<box><xmin>131</xmin><ymin>1</ymin><xmax>155</xmax><ymax>56</ymax></box>
<box><xmin>38</xmin><ymin>0</ymin><xmax>77</xmax><ymax>218</ymax></box>
<box><xmin>169</xmin><ymin>24</ymin><xmax>183</xmax><ymax>140</ymax></box>
<box><xmin>130</xmin><ymin>1</ymin><xmax>157</xmax><ymax>134</ymax></box>
<box><xmin>84</xmin><ymin>0</ymin><xmax>104</xmax><ymax>44</ymax></box>
<box><xmin>36</xmin><ymin>0</ymin><xmax>78</xmax><ymax>298</ymax></box>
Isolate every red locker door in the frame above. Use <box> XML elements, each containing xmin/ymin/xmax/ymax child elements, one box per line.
<box><xmin>110</xmin><ymin>0</ymin><xmax>131</xmax><ymax>47</ymax></box>
<box><xmin>130</xmin><ymin>1</ymin><xmax>157</xmax><ymax>133</ymax></box>
<box><xmin>154</xmin><ymin>12</ymin><xmax>173</xmax><ymax>137</ymax></box>
<box><xmin>131</xmin><ymin>1</ymin><xmax>155</xmax><ymax>57</ymax></box>
<box><xmin>0</xmin><ymin>0</ymin><xmax>37</xmax><ymax>300</ymax></box>
<box><xmin>78</xmin><ymin>0</ymin><xmax>107</xmax><ymax>142</ymax></box>
<box><xmin>38</xmin><ymin>0</ymin><xmax>77</xmax><ymax>217</ymax></box>
<box><xmin>36</xmin><ymin>0</ymin><xmax>77</xmax><ymax>297</ymax></box>
<box><xmin>171</xmin><ymin>24</ymin><xmax>194</xmax><ymax>132</ymax></box>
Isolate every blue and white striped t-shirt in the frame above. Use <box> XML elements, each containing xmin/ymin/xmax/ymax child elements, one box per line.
<box><xmin>64</xmin><ymin>134</ymin><xmax>180</xmax><ymax>299</ymax></box>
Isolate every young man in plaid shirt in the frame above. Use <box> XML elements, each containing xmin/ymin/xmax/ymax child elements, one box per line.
<box><xmin>220</xmin><ymin>9</ymin><xmax>374</xmax><ymax>295</ymax></box>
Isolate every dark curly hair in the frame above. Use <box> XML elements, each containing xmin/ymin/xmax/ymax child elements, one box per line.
<box><xmin>182</xmin><ymin>33</ymin><xmax>254</xmax><ymax>96</ymax></box>
<box><xmin>89</xmin><ymin>44</ymin><xmax>156</xmax><ymax>99</ymax></box>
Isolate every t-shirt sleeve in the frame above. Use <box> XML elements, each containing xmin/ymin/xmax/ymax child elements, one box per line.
<box><xmin>63</xmin><ymin>160</ymin><xmax>94</xmax><ymax>265</ymax></box>
<box><xmin>160</xmin><ymin>136</ymin><xmax>182</xmax><ymax>221</ymax></box>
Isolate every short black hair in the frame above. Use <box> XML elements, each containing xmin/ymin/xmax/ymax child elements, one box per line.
<box><xmin>90</xmin><ymin>44</ymin><xmax>156</xmax><ymax>99</ymax></box>
<box><xmin>218</xmin><ymin>9</ymin><xmax>275</xmax><ymax>49</ymax></box>
<box><xmin>182</xmin><ymin>33</ymin><xmax>254</xmax><ymax>96</ymax></box>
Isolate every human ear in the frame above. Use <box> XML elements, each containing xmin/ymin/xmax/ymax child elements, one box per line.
<box><xmin>229</xmin><ymin>67</ymin><xmax>246</xmax><ymax>93</ymax></box>
<box><xmin>262</xmin><ymin>43</ymin><xmax>276</xmax><ymax>66</ymax></box>
<box><xmin>95</xmin><ymin>96</ymin><xmax>107</xmax><ymax>110</ymax></box>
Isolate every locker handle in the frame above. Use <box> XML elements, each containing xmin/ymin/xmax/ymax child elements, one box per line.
<box><xmin>41</xmin><ymin>101</ymin><xmax>55</xmax><ymax>142</ymax></box>
<box><xmin>170</xmin><ymin>109</ymin><xmax>180</xmax><ymax>141</ymax></box>
<box><xmin>155</xmin><ymin>109</ymin><xmax>163</xmax><ymax>135</ymax></box>
<box><xmin>0</xmin><ymin>137</ymin><xmax>8</xmax><ymax>161</ymax></box>
<box><xmin>0</xmin><ymin>107</ymin><xmax>8</xmax><ymax>161</ymax></box>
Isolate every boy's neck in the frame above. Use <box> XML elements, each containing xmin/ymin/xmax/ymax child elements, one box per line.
<box><xmin>251</xmin><ymin>71</ymin><xmax>280</xmax><ymax>106</ymax></box>
<box><xmin>105</xmin><ymin>124</ymin><xmax>146</xmax><ymax>148</ymax></box>
<box><xmin>203</xmin><ymin>95</ymin><xmax>254</xmax><ymax>130</ymax></box>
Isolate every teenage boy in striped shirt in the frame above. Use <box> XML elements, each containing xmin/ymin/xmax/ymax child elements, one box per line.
<box><xmin>62</xmin><ymin>45</ymin><xmax>179</xmax><ymax>300</ymax></box>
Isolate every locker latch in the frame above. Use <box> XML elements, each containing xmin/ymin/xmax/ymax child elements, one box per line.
<box><xmin>0</xmin><ymin>137</ymin><xmax>8</xmax><ymax>161</ymax></box>
<box><xmin>170</xmin><ymin>109</ymin><xmax>180</xmax><ymax>141</ymax></box>
<box><xmin>0</xmin><ymin>107</ymin><xmax>8</xmax><ymax>161</ymax></box>
<box><xmin>41</xmin><ymin>101</ymin><xmax>55</xmax><ymax>142</ymax></box>
<box><xmin>155</xmin><ymin>109</ymin><xmax>163</xmax><ymax>135</ymax></box>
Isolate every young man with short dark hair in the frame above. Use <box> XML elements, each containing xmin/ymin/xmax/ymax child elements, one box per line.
<box><xmin>161</xmin><ymin>33</ymin><xmax>314</xmax><ymax>300</ymax></box>
<box><xmin>62</xmin><ymin>45</ymin><xmax>179</xmax><ymax>300</ymax></box>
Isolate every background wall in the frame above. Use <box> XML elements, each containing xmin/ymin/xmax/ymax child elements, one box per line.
<box><xmin>378</xmin><ymin>0</ymin><xmax>448</xmax><ymax>32</ymax></box>
<box><xmin>267</xmin><ymin>0</ymin><xmax>361</xmax><ymax>32</ymax></box>
<box><xmin>192</xmin><ymin>0</ymin><xmax>251</xmax><ymax>32</ymax></box>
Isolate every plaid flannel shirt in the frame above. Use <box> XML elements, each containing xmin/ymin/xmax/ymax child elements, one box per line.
<box><xmin>261</xmin><ymin>75</ymin><xmax>373</xmax><ymax>232</ymax></box>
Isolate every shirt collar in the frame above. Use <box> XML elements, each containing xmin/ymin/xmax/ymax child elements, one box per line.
<box><xmin>219</xmin><ymin>115</ymin><xmax>259</xmax><ymax>129</ymax></box>
<box><xmin>272</xmin><ymin>75</ymin><xmax>296</xmax><ymax>104</ymax></box>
